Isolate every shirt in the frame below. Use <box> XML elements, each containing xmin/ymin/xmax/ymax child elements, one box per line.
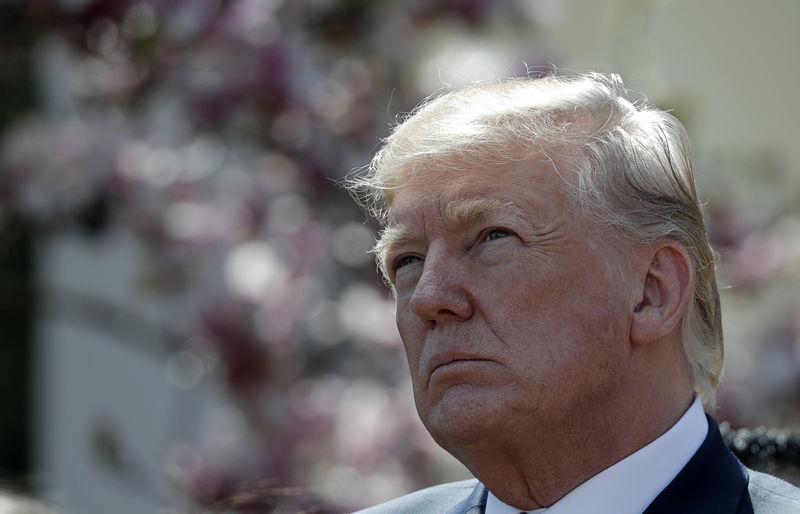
<box><xmin>485</xmin><ymin>396</ymin><xmax>707</xmax><ymax>514</ymax></box>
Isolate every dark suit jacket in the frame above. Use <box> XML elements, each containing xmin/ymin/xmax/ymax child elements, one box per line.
<box><xmin>355</xmin><ymin>416</ymin><xmax>800</xmax><ymax>513</ymax></box>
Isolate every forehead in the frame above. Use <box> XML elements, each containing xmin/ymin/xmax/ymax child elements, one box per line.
<box><xmin>380</xmin><ymin>196</ymin><xmax>532</xmax><ymax>247</ymax></box>
<box><xmin>385</xmin><ymin>154</ymin><xmax>569</xmax><ymax>227</ymax></box>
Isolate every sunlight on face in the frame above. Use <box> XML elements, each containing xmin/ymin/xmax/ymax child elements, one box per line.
<box><xmin>385</xmin><ymin>156</ymin><xmax>634</xmax><ymax>453</ymax></box>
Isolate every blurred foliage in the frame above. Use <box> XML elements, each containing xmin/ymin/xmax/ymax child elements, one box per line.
<box><xmin>0</xmin><ymin>0</ymin><xmax>799</xmax><ymax>512</ymax></box>
<box><xmin>0</xmin><ymin>0</ymin><xmax>542</xmax><ymax>511</ymax></box>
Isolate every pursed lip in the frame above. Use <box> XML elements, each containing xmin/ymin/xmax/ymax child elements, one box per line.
<box><xmin>426</xmin><ymin>350</ymin><xmax>492</xmax><ymax>378</ymax></box>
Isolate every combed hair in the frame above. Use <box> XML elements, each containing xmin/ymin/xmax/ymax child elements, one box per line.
<box><xmin>347</xmin><ymin>72</ymin><xmax>723</xmax><ymax>410</ymax></box>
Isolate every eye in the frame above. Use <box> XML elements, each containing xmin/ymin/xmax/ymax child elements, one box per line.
<box><xmin>484</xmin><ymin>228</ymin><xmax>511</xmax><ymax>241</ymax></box>
<box><xmin>393</xmin><ymin>254</ymin><xmax>423</xmax><ymax>270</ymax></box>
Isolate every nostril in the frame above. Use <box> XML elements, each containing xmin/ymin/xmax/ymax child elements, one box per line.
<box><xmin>411</xmin><ymin>286</ymin><xmax>472</xmax><ymax>324</ymax></box>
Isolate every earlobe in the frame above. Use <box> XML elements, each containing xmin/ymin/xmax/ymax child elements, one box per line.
<box><xmin>630</xmin><ymin>242</ymin><xmax>693</xmax><ymax>346</ymax></box>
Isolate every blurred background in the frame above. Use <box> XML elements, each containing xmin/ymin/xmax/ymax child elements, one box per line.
<box><xmin>0</xmin><ymin>0</ymin><xmax>798</xmax><ymax>512</ymax></box>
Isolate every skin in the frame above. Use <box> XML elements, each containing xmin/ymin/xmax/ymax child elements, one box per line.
<box><xmin>381</xmin><ymin>153</ymin><xmax>696</xmax><ymax>509</ymax></box>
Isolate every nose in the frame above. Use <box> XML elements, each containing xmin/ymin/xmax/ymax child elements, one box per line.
<box><xmin>409</xmin><ymin>251</ymin><xmax>473</xmax><ymax>328</ymax></box>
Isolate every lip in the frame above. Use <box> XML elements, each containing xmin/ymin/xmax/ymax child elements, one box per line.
<box><xmin>427</xmin><ymin>350</ymin><xmax>492</xmax><ymax>378</ymax></box>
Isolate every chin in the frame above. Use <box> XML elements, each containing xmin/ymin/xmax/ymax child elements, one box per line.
<box><xmin>421</xmin><ymin>387</ymin><xmax>507</xmax><ymax>448</ymax></box>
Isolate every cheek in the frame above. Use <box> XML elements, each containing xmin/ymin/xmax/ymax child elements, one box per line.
<box><xmin>395</xmin><ymin>300</ymin><xmax>424</xmax><ymax>369</ymax></box>
<box><xmin>394</xmin><ymin>295</ymin><xmax>415</xmax><ymax>340</ymax></box>
<box><xmin>483</xmin><ymin>257</ymin><xmax>627</xmax><ymax>358</ymax></box>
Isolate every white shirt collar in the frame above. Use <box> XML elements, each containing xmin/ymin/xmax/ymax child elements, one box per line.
<box><xmin>486</xmin><ymin>396</ymin><xmax>708</xmax><ymax>514</ymax></box>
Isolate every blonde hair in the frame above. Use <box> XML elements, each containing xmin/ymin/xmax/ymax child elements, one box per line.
<box><xmin>348</xmin><ymin>72</ymin><xmax>723</xmax><ymax>410</ymax></box>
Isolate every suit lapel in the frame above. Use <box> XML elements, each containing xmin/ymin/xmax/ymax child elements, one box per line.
<box><xmin>644</xmin><ymin>415</ymin><xmax>753</xmax><ymax>513</ymax></box>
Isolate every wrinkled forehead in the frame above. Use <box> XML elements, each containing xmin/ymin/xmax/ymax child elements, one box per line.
<box><xmin>379</xmin><ymin>145</ymin><xmax>580</xmax><ymax>224</ymax></box>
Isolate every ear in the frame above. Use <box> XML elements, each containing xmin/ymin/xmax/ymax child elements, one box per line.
<box><xmin>630</xmin><ymin>241</ymin><xmax>694</xmax><ymax>346</ymax></box>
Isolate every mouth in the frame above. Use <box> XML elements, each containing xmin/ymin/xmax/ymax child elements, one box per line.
<box><xmin>427</xmin><ymin>351</ymin><xmax>491</xmax><ymax>378</ymax></box>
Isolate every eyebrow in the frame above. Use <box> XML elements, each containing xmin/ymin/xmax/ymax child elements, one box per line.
<box><xmin>375</xmin><ymin>197</ymin><xmax>531</xmax><ymax>270</ymax></box>
<box><xmin>441</xmin><ymin>197</ymin><xmax>529</xmax><ymax>229</ymax></box>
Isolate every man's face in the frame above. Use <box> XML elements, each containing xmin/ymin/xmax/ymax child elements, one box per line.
<box><xmin>382</xmin><ymin>155</ymin><xmax>636</xmax><ymax>454</ymax></box>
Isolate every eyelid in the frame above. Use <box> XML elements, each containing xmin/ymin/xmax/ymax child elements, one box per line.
<box><xmin>479</xmin><ymin>226</ymin><xmax>514</xmax><ymax>243</ymax></box>
<box><xmin>392</xmin><ymin>253</ymin><xmax>423</xmax><ymax>271</ymax></box>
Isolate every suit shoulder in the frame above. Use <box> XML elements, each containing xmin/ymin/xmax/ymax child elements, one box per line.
<box><xmin>353</xmin><ymin>479</ymin><xmax>481</xmax><ymax>514</ymax></box>
<box><xmin>748</xmin><ymin>469</ymin><xmax>800</xmax><ymax>512</ymax></box>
